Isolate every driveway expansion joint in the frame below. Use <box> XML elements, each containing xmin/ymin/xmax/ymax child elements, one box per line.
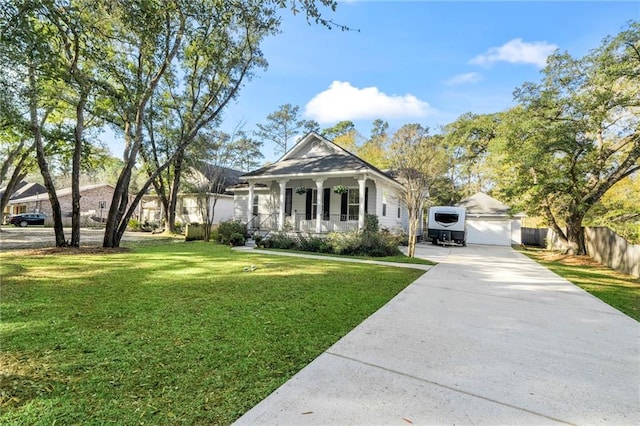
<box><xmin>325</xmin><ymin>351</ymin><xmax>577</xmax><ymax>426</ymax></box>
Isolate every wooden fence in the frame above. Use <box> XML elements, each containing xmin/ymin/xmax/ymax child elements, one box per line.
<box><xmin>521</xmin><ymin>227</ymin><xmax>547</xmax><ymax>247</ymax></box>
<box><xmin>547</xmin><ymin>227</ymin><xmax>639</xmax><ymax>278</ymax></box>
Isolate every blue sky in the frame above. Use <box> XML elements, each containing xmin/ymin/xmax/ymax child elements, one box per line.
<box><xmin>103</xmin><ymin>1</ymin><xmax>638</xmax><ymax>163</ymax></box>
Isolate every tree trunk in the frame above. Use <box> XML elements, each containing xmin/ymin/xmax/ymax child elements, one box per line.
<box><xmin>564</xmin><ymin>215</ymin><xmax>586</xmax><ymax>255</ymax></box>
<box><xmin>70</xmin><ymin>93</ymin><xmax>87</xmax><ymax>247</ymax></box>
<box><xmin>103</xmin><ymin>122</ymin><xmax>137</xmax><ymax>248</ymax></box>
<box><xmin>407</xmin><ymin>210</ymin><xmax>418</xmax><ymax>258</ymax></box>
<box><xmin>168</xmin><ymin>151</ymin><xmax>184</xmax><ymax>233</ymax></box>
<box><xmin>29</xmin><ymin>63</ymin><xmax>66</xmax><ymax>247</ymax></box>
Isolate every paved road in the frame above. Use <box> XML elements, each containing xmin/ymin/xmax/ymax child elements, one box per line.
<box><xmin>0</xmin><ymin>227</ymin><xmax>165</xmax><ymax>250</ymax></box>
<box><xmin>235</xmin><ymin>244</ymin><xmax>640</xmax><ymax>425</ymax></box>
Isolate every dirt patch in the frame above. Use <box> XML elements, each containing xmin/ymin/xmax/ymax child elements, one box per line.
<box><xmin>535</xmin><ymin>252</ymin><xmax>604</xmax><ymax>268</ymax></box>
<box><xmin>0</xmin><ymin>353</ymin><xmax>64</xmax><ymax>408</ymax></box>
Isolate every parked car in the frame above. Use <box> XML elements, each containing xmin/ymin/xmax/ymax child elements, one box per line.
<box><xmin>9</xmin><ymin>213</ymin><xmax>46</xmax><ymax>227</ymax></box>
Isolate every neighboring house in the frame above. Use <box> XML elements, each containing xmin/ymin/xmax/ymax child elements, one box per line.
<box><xmin>140</xmin><ymin>166</ymin><xmax>242</xmax><ymax>226</ymax></box>
<box><xmin>230</xmin><ymin>132</ymin><xmax>410</xmax><ymax>235</ymax></box>
<box><xmin>6</xmin><ymin>183</ymin><xmax>130</xmax><ymax>225</ymax></box>
<box><xmin>1</xmin><ymin>181</ymin><xmax>47</xmax><ymax>221</ymax></box>
<box><xmin>456</xmin><ymin>192</ymin><xmax>524</xmax><ymax>246</ymax></box>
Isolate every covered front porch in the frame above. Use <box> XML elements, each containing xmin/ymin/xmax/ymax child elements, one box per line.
<box><xmin>243</xmin><ymin>175</ymin><xmax>375</xmax><ymax>234</ymax></box>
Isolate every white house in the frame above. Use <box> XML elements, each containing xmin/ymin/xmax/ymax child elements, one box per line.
<box><xmin>230</xmin><ymin>132</ymin><xmax>411</xmax><ymax>235</ymax></box>
<box><xmin>456</xmin><ymin>192</ymin><xmax>524</xmax><ymax>246</ymax></box>
<box><xmin>140</xmin><ymin>166</ymin><xmax>242</xmax><ymax>226</ymax></box>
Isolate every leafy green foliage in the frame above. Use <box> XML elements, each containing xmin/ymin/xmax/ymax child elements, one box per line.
<box><xmin>263</xmin><ymin>228</ymin><xmax>402</xmax><ymax>257</ymax></box>
<box><xmin>488</xmin><ymin>22</ymin><xmax>640</xmax><ymax>254</ymax></box>
<box><xmin>255</xmin><ymin>104</ymin><xmax>316</xmax><ymax>156</ymax></box>
<box><xmin>217</xmin><ymin>219</ymin><xmax>248</xmax><ymax>246</ymax></box>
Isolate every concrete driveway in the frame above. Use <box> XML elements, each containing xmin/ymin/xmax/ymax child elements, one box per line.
<box><xmin>235</xmin><ymin>244</ymin><xmax>640</xmax><ymax>425</ymax></box>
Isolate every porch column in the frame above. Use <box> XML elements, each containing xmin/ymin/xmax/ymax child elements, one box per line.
<box><xmin>278</xmin><ymin>179</ymin><xmax>288</xmax><ymax>231</ymax></box>
<box><xmin>315</xmin><ymin>178</ymin><xmax>325</xmax><ymax>233</ymax></box>
<box><xmin>358</xmin><ymin>177</ymin><xmax>367</xmax><ymax>230</ymax></box>
<box><xmin>247</xmin><ymin>182</ymin><xmax>254</xmax><ymax>229</ymax></box>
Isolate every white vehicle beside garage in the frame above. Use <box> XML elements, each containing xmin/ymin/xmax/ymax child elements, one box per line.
<box><xmin>427</xmin><ymin>206</ymin><xmax>467</xmax><ymax>246</ymax></box>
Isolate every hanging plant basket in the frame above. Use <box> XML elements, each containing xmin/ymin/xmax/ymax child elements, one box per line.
<box><xmin>295</xmin><ymin>187</ymin><xmax>308</xmax><ymax>195</ymax></box>
<box><xmin>333</xmin><ymin>185</ymin><xmax>348</xmax><ymax>195</ymax></box>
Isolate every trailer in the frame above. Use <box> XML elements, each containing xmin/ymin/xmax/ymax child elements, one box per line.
<box><xmin>427</xmin><ymin>206</ymin><xmax>466</xmax><ymax>246</ymax></box>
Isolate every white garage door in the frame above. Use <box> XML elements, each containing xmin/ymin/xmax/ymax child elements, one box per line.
<box><xmin>466</xmin><ymin>219</ymin><xmax>511</xmax><ymax>246</ymax></box>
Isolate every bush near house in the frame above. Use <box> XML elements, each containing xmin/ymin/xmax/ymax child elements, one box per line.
<box><xmin>262</xmin><ymin>216</ymin><xmax>402</xmax><ymax>257</ymax></box>
<box><xmin>217</xmin><ymin>219</ymin><xmax>249</xmax><ymax>246</ymax></box>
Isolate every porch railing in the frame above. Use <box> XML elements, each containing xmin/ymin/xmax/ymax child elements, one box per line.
<box><xmin>247</xmin><ymin>213</ymin><xmax>277</xmax><ymax>231</ymax></box>
<box><xmin>246</xmin><ymin>213</ymin><xmax>359</xmax><ymax>233</ymax></box>
<box><xmin>291</xmin><ymin>213</ymin><xmax>359</xmax><ymax>233</ymax></box>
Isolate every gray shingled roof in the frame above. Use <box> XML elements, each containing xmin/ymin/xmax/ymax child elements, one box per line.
<box><xmin>457</xmin><ymin>192</ymin><xmax>511</xmax><ymax>215</ymax></box>
<box><xmin>242</xmin><ymin>153</ymin><xmax>376</xmax><ymax>178</ymax></box>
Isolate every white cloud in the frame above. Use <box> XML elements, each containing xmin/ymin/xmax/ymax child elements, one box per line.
<box><xmin>470</xmin><ymin>38</ymin><xmax>558</xmax><ymax>68</ymax></box>
<box><xmin>304</xmin><ymin>81</ymin><xmax>431</xmax><ymax>123</ymax></box>
<box><xmin>445</xmin><ymin>72</ymin><xmax>482</xmax><ymax>86</ymax></box>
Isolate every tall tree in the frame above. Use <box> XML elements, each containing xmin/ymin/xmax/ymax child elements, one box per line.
<box><xmin>229</xmin><ymin>130</ymin><xmax>264</xmax><ymax>171</ymax></box>
<box><xmin>441</xmin><ymin>112</ymin><xmax>497</xmax><ymax>198</ymax></box>
<box><xmin>98</xmin><ymin>0</ymin><xmax>187</xmax><ymax>247</ymax></box>
<box><xmin>1</xmin><ymin>1</ymin><xmax>108</xmax><ymax>245</ymax></box>
<box><xmin>0</xmin><ymin>83</ymin><xmax>36</xmax><ymax>217</ymax></box>
<box><xmin>321</xmin><ymin>120</ymin><xmax>359</xmax><ymax>152</ymax></box>
<box><xmin>1</xmin><ymin>0</ymin><xmax>71</xmax><ymax>246</ymax></box>
<box><xmin>389</xmin><ymin>124</ymin><xmax>447</xmax><ymax>257</ymax></box>
<box><xmin>491</xmin><ymin>22</ymin><xmax>640</xmax><ymax>254</ymax></box>
<box><xmin>185</xmin><ymin>131</ymin><xmax>235</xmax><ymax>242</ymax></box>
<box><xmin>255</xmin><ymin>104</ymin><xmax>317</xmax><ymax>156</ymax></box>
<box><xmin>358</xmin><ymin>118</ymin><xmax>390</xmax><ymax>168</ymax></box>
<box><xmin>101</xmin><ymin>2</ymin><xmax>340</xmax><ymax>247</ymax></box>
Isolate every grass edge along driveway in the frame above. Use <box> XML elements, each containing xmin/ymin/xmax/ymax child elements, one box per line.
<box><xmin>0</xmin><ymin>242</ymin><xmax>425</xmax><ymax>425</ymax></box>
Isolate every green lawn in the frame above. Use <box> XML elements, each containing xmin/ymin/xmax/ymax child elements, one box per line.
<box><xmin>0</xmin><ymin>242</ymin><xmax>424</xmax><ymax>425</ymax></box>
<box><xmin>518</xmin><ymin>247</ymin><xmax>640</xmax><ymax>321</ymax></box>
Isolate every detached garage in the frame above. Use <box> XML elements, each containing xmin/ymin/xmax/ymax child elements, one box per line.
<box><xmin>456</xmin><ymin>193</ymin><xmax>523</xmax><ymax>246</ymax></box>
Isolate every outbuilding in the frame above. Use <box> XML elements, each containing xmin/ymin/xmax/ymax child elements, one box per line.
<box><xmin>456</xmin><ymin>192</ymin><xmax>523</xmax><ymax>246</ymax></box>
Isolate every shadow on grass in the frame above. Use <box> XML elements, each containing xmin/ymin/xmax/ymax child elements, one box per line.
<box><xmin>0</xmin><ymin>241</ymin><xmax>425</xmax><ymax>424</ymax></box>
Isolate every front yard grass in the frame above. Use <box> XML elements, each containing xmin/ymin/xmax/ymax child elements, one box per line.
<box><xmin>0</xmin><ymin>242</ymin><xmax>424</xmax><ymax>425</ymax></box>
<box><xmin>518</xmin><ymin>247</ymin><xmax>640</xmax><ymax>321</ymax></box>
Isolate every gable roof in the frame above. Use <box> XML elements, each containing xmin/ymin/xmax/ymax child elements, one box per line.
<box><xmin>188</xmin><ymin>164</ymin><xmax>244</xmax><ymax>194</ymax></box>
<box><xmin>242</xmin><ymin>132</ymin><xmax>403</xmax><ymax>189</ymax></box>
<box><xmin>8</xmin><ymin>183</ymin><xmax>115</xmax><ymax>204</ymax></box>
<box><xmin>456</xmin><ymin>192</ymin><xmax>511</xmax><ymax>216</ymax></box>
<box><xmin>0</xmin><ymin>181</ymin><xmax>47</xmax><ymax>201</ymax></box>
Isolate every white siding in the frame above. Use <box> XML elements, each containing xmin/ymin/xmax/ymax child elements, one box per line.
<box><xmin>210</xmin><ymin>196</ymin><xmax>234</xmax><ymax>224</ymax></box>
<box><xmin>511</xmin><ymin>219</ymin><xmax>522</xmax><ymax>245</ymax></box>
<box><xmin>376</xmin><ymin>182</ymin><xmax>405</xmax><ymax>233</ymax></box>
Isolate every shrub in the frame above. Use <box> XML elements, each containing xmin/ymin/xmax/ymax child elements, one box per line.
<box><xmin>217</xmin><ymin>220</ymin><xmax>248</xmax><ymax>245</ymax></box>
<box><xmin>357</xmin><ymin>230</ymin><xmax>402</xmax><ymax>257</ymax></box>
<box><xmin>262</xmin><ymin>232</ymin><xmax>297</xmax><ymax>249</ymax></box>
<box><xmin>297</xmin><ymin>233</ymin><xmax>328</xmax><ymax>252</ymax></box>
<box><xmin>128</xmin><ymin>219</ymin><xmax>142</xmax><ymax>231</ymax></box>
<box><xmin>363</xmin><ymin>214</ymin><xmax>379</xmax><ymax>235</ymax></box>
<box><xmin>229</xmin><ymin>232</ymin><xmax>246</xmax><ymax>246</ymax></box>
<box><xmin>326</xmin><ymin>232</ymin><xmax>360</xmax><ymax>255</ymax></box>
